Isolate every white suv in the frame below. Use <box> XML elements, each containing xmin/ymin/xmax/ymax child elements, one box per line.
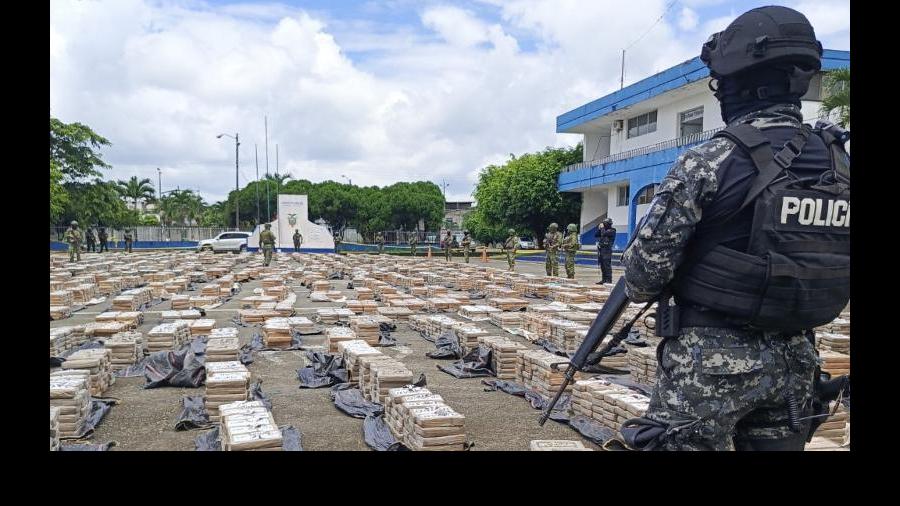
<box><xmin>197</xmin><ymin>232</ymin><xmax>250</xmax><ymax>253</ymax></box>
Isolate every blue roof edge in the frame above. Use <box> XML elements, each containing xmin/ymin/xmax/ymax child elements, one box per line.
<box><xmin>557</xmin><ymin>49</ymin><xmax>850</xmax><ymax>133</ymax></box>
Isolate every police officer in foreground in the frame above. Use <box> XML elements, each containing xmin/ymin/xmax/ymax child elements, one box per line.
<box><xmin>64</xmin><ymin>220</ymin><xmax>82</xmax><ymax>263</ymax></box>
<box><xmin>619</xmin><ymin>6</ymin><xmax>850</xmax><ymax>451</ymax></box>
<box><xmin>595</xmin><ymin>218</ymin><xmax>616</xmax><ymax>285</ymax></box>
<box><xmin>259</xmin><ymin>224</ymin><xmax>276</xmax><ymax>266</ymax></box>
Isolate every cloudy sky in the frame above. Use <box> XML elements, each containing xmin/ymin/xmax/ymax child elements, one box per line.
<box><xmin>50</xmin><ymin>0</ymin><xmax>850</xmax><ymax>204</ymax></box>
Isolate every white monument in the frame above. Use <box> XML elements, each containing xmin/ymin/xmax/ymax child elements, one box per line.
<box><xmin>248</xmin><ymin>194</ymin><xmax>335</xmax><ymax>252</ymax></box>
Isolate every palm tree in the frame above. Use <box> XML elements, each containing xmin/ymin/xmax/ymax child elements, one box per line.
<box><xmin>116</xmin><ymin>176</ymin><xmax>156</xmax><ymax>211</ymax></box>
<box><xmin>820</xmin><ymin>67</ymin><xmax>850</xmax><ymax>128</ymax></box>
<box><xmin>159</xmin><ymin>189</ymin><xmax>206</xmax><ymax>226</ymax></box>
<box><xmin>264</xmin><ymin>173</ymin><xmax>292</xmax><ymax>191</ymax></box>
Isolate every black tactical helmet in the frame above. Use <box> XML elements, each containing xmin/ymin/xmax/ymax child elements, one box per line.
<box><xmin>603</xmin><ymin>218</ymin><xmax>613</xmax><ymax>227</ymax></box>
<box><xmin>700</xmin><ymin>6</ymin><xmax>822</xmax><ymax>78</ymax></box>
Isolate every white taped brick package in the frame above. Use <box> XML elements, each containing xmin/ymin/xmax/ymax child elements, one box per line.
<box><xmin>105</xmin><ymin>331</ymin><xmax>144</xmax><ymax>368</ymax></box>
<box><xmin>628</xmin><ymin>346</ymin><xmax>658</xmax><ymax>386</ymax></box>
<box><xmin>206</xmin><ymin>362</ymin><xmax>251</xmax><ymax>423</ymax></box>
<box><xmin>478</xmin><ymin>335</ymin><xmax>528</xmax><ymax>380</ymax></box>
<box><xmin>571</xmin><ymin>378</ymin><xmax>650</xmax><ymax>431</ymax></box>
<box><xmin>61</xmin><ymin>348</ymin><xmax>114</xmax><ymax>396</ymax></box>
<box><xmin>338</xmin><ymin>340</ymin><xmax>383</xmax><ymax>382</ymax></box>
<box><xmin>326</xmin><ymin>326</ymin><xmax>358</xmax><ymax>353</ymax></box>
<box><xmin>49</xmin><ymin>372</ymin><xmax>91</xmax><ymax>438</ymax></box>
<box><xmin>515</xmin><ymin>349</ymin><xmax>586</xmax><ymax>398</ymax></box>
<box><xmin>220</xmin><ymin>400</ymin><xmax>282</xmax><ymax>451</ymax></box>
<box><xmin>385</xmin><ymin>386</ymin><xmax>466</xmax><ymax>451</ymax></box>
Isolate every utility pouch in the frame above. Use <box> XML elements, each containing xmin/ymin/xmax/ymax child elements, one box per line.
<box><xmin>655</xmin><ymin>291</ymin><xmax>680</xmax><ymax>338</ymax></box>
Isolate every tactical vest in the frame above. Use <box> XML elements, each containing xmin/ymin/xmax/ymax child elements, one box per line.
<box><xmin>597</xmin><ymin>228</ymin><xmax>616</xmax><ymax>250</ymax></box>
<box><xmin>672</xmin><ymin>121</ymin><xmax>850</xmax><ymax>331</ymax></box>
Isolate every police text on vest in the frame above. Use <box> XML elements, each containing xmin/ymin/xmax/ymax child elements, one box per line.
<box><xmin>780</xmin><ymin>197</ymin><xmax>850</xmax><ymax>227</ymax></box>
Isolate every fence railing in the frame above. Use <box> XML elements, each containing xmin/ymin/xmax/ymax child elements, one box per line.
<box><xmin>564</xmin><ymin>127</ymin><xmax>725</xmax><ymax>173</ymax></box>
<box><xmin>49</xmin><ymin>226</ymin><xmax>231</xmax><ymax>243</ymax></box>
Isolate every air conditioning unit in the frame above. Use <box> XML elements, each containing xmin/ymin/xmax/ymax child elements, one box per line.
<box><xmin>613</xmin><ymin>120</ymin><xmax>624</xmax><ymax>132</ymax></box>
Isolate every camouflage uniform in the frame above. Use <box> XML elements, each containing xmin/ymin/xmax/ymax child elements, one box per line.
<box><xmin>334</xmin><ymin>235</ymin><xmax>342</xmax><ymax>254</ymax></box>
<box><xmin>293</xmin><ymin>230</ymin><xmax>303</xmax><ymax>251</ymax></box>
<box><xmin>562</xmin><ymin>225</ymin><xmax>580</xmax><ymax>279</ymax></box>
<box><xmin>376</xmin><ymin>233</ymin><xmax>384</xmax><ymax>254</ymax></box>
<box><xmin>621</xmin><ymin>105</ymin><xmax>818</xmax><ymax>451</ymax></box>
<box><xmin>461</xmin><ymin>234</ymin><xmax>472</xmax><ymax>263</ymax></box>
<box><xmin>443</xmin><ymin>233</ymin><xmax>453</xmax><ymax>262</ymax></box>
<box><xmin>259</xmin><ymin>227</ymin><xmax>276</xmax><ymax>266</ymax></box>
<box><xmin>97</xmin><ymin>228</ymin><xmax>108</xmax><ymax>252</ymax></box>
<box><xmin>503</xmin><ymin>231</ymin><xmax>518</xmax><ymax>271</ymax></box>
<box><xmin>123</xmin><ymin>230</ymin><xmax>133</xmax><ymax>253</ymax></box>
<box><xmin>409</xmin><ymin>235</ymin><xmax>417</xmax><ymax>256</ymax></box>
<box><xmin>64</xmin><ymin>224</ymin><xmax>82</xmax><ymax>263</ymax></box>
<box><xmin>544</xmin><ymin>225</ymin><xmax>562</xmax><ymax>277</ymax></box>
<box><xmin>85</xmin><ymin>229</ymin><xmax>96</xmax><ymax>252</ymax></box>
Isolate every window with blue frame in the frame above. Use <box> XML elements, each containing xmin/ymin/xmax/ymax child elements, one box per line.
<box><xmin>636</xmin><ymin>184</ymin><xmax>659</xmax><ymax>205</ymax></box>
<box><xmin>617</xmin><ymin>185</ymin><xmax>630</xmax><ymax>206</ymax></box>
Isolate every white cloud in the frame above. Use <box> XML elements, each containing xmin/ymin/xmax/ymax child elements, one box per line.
<box><xmin>678</xmin><ymin>7</ymin><xmax>699</xmax><ymax>31</ymax></box>
<box><xmin>50</xmin><ymin>0</ymin><xmax>848</xmax><ymax>206</ymax></box>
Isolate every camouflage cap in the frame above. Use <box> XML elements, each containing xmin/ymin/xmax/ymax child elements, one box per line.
<box><xmin>508</xmin><ymin>228</ymin><xmax>516</xmax><ymax>235</ymax></box>
<box><xmin>71</xmin><ymin>220</ymin><xmax>78</xmax><ymax>226</ymax></box>
<box><xmin>264</xmin><ymin>223</ymin><xmax>271</xmax><ymax>229</ymax></box>
<box><xmin>567</xmin><ymin>224</ymin><xmax>577</xmax><ymax>232</ymax></box>
<box><xmin>549</xmin><ymin>223</ymin><xmax>558</xmax><ymax>230</ymax></box>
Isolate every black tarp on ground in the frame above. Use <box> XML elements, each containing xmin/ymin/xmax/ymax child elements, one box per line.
<box><xmin>174</xmin><ymin>395</ymin><xmax>212</xmax><ymax>431</ymax></box>
<box><xmin>297</xmin><ymin>351</ymin><xmax>349</xmax><ymax>388</ymax></box>
<box><xmin>437</xmin><ymin>345</ymin><xmax>494</xmax><ymax>378</ymax></box>
<box><xmin>61</xmin><ymin>398</ymin><xmax>118</xmax><ymax>440</ymax></box>
<box><xmin>143</xmin><ymin>337</ymin><xmax>207</xmax><ymax>389</ymax></box>
<box><xmin>59</xmin><ymin>441</ymin><xmax>117</xmax><ymax>451</ymax></box>
<box><xmin>249</xmin><ymin>380</ymin><xmax>273</xmax><ymax>410</ymax></box>
<box><xmin>426</xmin><ymin>331</ymin><xmax>463</xmax><ymax>359</ymax></box>
<box><xmin>331</xmin><ymin>384</ymin><xmax>384</xmax><ymax>418</ymax></box>
<box><xmin>481</xmin><ymin>379</ymin><xmax>571</xmax><ymax>420</ymax></box>
<box><xmin>50</xmin><ymin>340</ymin><xmax>107</xmax><ymax>367</ymax></box>
<box><xmin>114</xmin><ymin>357</ymin><xmax>149</xmax><ymax>377</ymax></box>
<box><xmin>364</xmin><ymin>415</ymin><xmax>408</xmax><ymax>451</ymax></box>
<box><xmin>568</xmin><ymin>415</ymin><xmax>618</xmax><ymax>446</ymax></box>
<box><xmin>194</xmin><ymin>425</ymin><xmax>303</xmax><ymax>451</ymax></box>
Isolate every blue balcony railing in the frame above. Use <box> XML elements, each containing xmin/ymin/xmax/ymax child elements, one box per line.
<box><xmin>564</xmin><ymin>127</ymin><xmax>724</xmax><ymax>173</ymax></box>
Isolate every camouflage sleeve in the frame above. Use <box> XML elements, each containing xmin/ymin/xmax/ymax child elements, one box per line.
<box><xmin>621</xmin><ymin>147</ymin><xmax>721</xmax><ymax>302</ymax></box>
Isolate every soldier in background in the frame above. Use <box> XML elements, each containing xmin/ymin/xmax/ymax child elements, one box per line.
<box><xmin>461</xmin><ymin>231</ymin><xmax>472</xmax><ymax>263</ymax></box>
<box><xmin>85</xmin><ymin>227</ymin><xmax>96</xmax><ymax>253</ymax></box>
<box><xmin>293</xmin><ymin>229</ymin><xmax>303</xmax><ymax>251</ymax></box>
<box><xmin>563</xmin><ymin>224</ymin><xmax>580</xmax><ymax>279</ymax></box>
<box><xmin>596</xmin><ymin>218</ymin><xmax>616</xmax><ymax>285</ymax></box>
<box><xmin>259</xmin><ymin>223</ymin><xmax>276</xmax><ymax>266</ymax></box>
<box><xmin>375</xmin><ymin>232</ymin><xmax>385</xmax><ymax>254</ymax></box>
<box><xmin>544</xmin><ymin>223</ymin><xmax>563</xmax><ymax>277</ymax></box>
<box><xmin>503</xmin><ymin>228</ymin><xmax>519</xmax><ymax>271</ymax></box>
<box><xmin>124</xmin><ymin>229</ymin><xmax>134</xmax><ymax>253</ymax></box>
<box><xmin>334</xmin><ymin>233</ymin><xmax>342</xmax><ymax>254</ymax></box>
<box><xmin>409</xmin><ymin>234</ymin><xmax>418</xmax><ymax>257</ymax></box>
<box><xmin>97</xmin><ymin>227</ymin><xmax>108</xmax><ymax>253</ymax></box>
<box><xmin>64</xmin><ymin>221</ymin><xmax>82</xmax><ymax>263</ymax></box>
<box><xmin>443</xmin><ymin>230</ymin><xmax>453</xmax><ymax>262</ymax></box>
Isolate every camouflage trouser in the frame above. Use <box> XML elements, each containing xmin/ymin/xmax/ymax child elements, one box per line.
<box><xmin>410</xmin><ymin>245</ymin><xmax>416</xmax><ymax>256</ymax></box>
<box><xmin>545</xmin><ymin>251</ymin><xmax>559</xmax><ymax>276</ymax></box>
<box><xmin>564</xmin><ymin>252</ymin><xmax>576</xmax><ymax>278</ymax></box>
<box><xmin>463</xmin><ymin>247</ymin><xmax>470</xmax><ymax>263</ymax></box>
<box><xmin>125</xmin><ymin>241</ymin><xmax>133</xmax><ymax>253</ymax></box>
<box><xmin>68</xmin><ymin>243</ymin><xmax>81</xmax><ymax>262</ymax></box>
<box><xmin>627</xmin><ymin>328</ymin><xmax>817</xmax><ymax>451</ymax></box>
<box><xmin>263</xmin><ymin>246</ymin><xmax>274</xmax><ymax>266</ymax></box>
<box><xmin>378</xmin><ymin>244</ymin><xmax>384</xmax><ymax>254</ymax></box>
<box><xmin>506</xmin><ymin>251</ymin><xmax>515</xmax><ymax>271</ymax></box>
<box><xmin>445</xmin><ymin>247</ymin><xmax>452</xmax><ymax>261</ymax></box>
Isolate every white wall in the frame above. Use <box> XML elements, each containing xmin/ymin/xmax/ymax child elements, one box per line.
<box><xmin>607</xmin><ymin>185</ymin><xmax>629</xmax><ymax>229</ymax></box>
<box><xmin>584</xmin><ymin>132</ymin><xmax>611</xmax><ymax>162</ymax></box>
<box><xmin>579</xmin><ymin>187</ymin><xmax>608</xmax><ymax>231</ymax></box>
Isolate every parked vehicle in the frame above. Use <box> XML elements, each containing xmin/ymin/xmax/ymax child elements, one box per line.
<box><xmin>519</xmin><ymin>237</ymin><xmax>535</xmax><ymax>249</ymax></box>
<box><xmin>196</xmin><ymin>231</ymin><xmax>250</xmax><ymax>253</ymax></box>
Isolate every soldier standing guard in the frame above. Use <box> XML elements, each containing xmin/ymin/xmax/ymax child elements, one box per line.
<box><xmin>97</xmin><ymin>227</ymin><xmax>108</xmax><ymax>253</ymax></box>
<box><xmin>563</xmin><ymin>224</ymin><xmax>580</xmax><ymax>279</ymax></box>
<box><xmin>503</xmin><ymin>229</ymin><xmax>519</xmax><ymax>271</ymax></box>
<box><xmin>124</xmin><ymin>229</ymin><xmax>134</xmax><ymax>253</ymax></box>
<box><xmin>85</xmin><ymin>227</ymin><xmax>96</xmax><ymax>253</ymax></box>
<box><xmin>376</xmin><ymin>232</ymin><xmax>385</xmax><ymax>254</ymax></box>
<box><xmin>544</xmin><ymin>223</ymin><xmax>562</xmax><ymax>277</ymax></box>
<box><xmin>64</xmin><ymin>221</ymin><xmax>82</xmax><ymax>263</ymax></box>
<box><xmin>461</xmin><ymin>231</ymin><xmax>472</xmax><ymax>263</ymax></box>
<box><xmin>293</xmin><ymin>229</ymin><xmax>303</xmax><ymax>251</ymax></box>
<box><xmin>443</xmin><ymin>230</ymin><xmax>453</xmax><ymax>262</ymax></box>
<box><xmin>259</xmin><ymin>223</ymin><xmax>276</xmax><ymax>266</ymax></box>
<box><xmin>409</xmin><ymin>234</ymin><xmax>418</xmax><ymax>256</ymax></box>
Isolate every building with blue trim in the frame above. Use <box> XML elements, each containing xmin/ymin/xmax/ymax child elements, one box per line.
<box><xmin>557</xmin><ymin>49</ymin><xmax>850</xmax><ymax>251</ymax></box>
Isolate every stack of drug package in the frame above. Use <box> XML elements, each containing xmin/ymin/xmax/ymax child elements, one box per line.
<box><xmin>359</xmin><ymin>355</ymin><xmax>414</xmax><ymax>404</ymax></box>
<box><xmin>239</xmin><ymin>308</ymin><xmax>280</xmax><ymax>324</ymax></box>
<box><xmin>458</xmin><ymin>304</ymin><xmax>501</xmax><ymax>321</ymax></box>
<box><xmin>549</xmin><ymin>288</ymin><xmax>588</xmax><ymax>304</ymax></box>
<box><xmin>146</xmin><ymin>322</ymin><xmax>191</xmax><ymax>353</ymax></box>
<box><xmin>50</xmin><ymin>290</ymin><xmax>73</xmax><ymax>319</ymax></box>
<box><xmin>170</xmin><ymin>294</ymin><xmax>191</xmax><ymax>310</ymax></box>
<box><xmin>200</xmin><ymin>283</ymin><xmax>222</xmax><ymax>299</ymax></box>
<box><xmin>489</xmin><ymin>311</ymin><xmax>523</xmax><ymax>331</ymax></box>
<box><xmin>478</xmin><ymin>335</ymin><xmax>528</xmax><ymax>379</ymax></box>
<box><xmin>812</xmin><ymin>400</ymin><xmax>850</xmax><ymax>444</ymax></box>
<box><xmin>205</xmin><ymin>361</ymin><xmax>251</xmax><ymax>423</ymax></box>
<box><xmin>558</xmin><ymin>310</ymin><xmax>597</xmax><ymax>325</ymax></box>
<box><xmin>315</xmin><ymin>308</ymin><xmax>355</xmax><ymax>325</ymax></box>
<box><xmin>585</xmin><ymin>289</ymin><xmax>611</xmax><ymax>303</ymax></box>
<box><xmin>160</xmin><ymin>309</ymin><xmax>201</xmax><ymax>321</ymax></box>
<box><xmin>485</xmin><ymin>285</ymin><xmax>517</xmax><ymax>298</ymax></box>
<box><xmin>49</xmin><ymin>372</ymin><xmax>91</xmax><ymax>438</ymax></box>
<box><xmin>241</xmin><ymin>295</ymin><xmax>277</xmax><ymax>309</ymax></box>
<box><xmin>425</xmin><ymin>285</ymin><xmax>448</xmax><ymax>297</ymax></box>
<box><xmin>385</xmin><ymin>386</ymin><xmax>467</xmax><ymax>451</ymax></box>
<box><xmin>84</xmin><ymin>321</ymin><xmax>130</xmax><ymax>338</ymax></box>
<box><xmin>548</xmin><ymin>318</ymin><xmax>590</xmax><ymax>354</ymax></box>
<box><xmin>189</xmin><ymin>295</ymin><xmax>219</xmax><ymax>309</ymax></box>
<box><xmin>219</xmin><ymin>400</ymin><xmax>283</xmax><ymax>451</ymax></box>
<box><xmin>817</xmin><ymin>316</ymin><xmax>850</xmax><ymax>335</ymax></box>
<box><xmin>70</xmin><ymin>284</ymin><xmax>98</xmax><ymax>305</ymax></box>
<box><xmin>628</xmin><ymin>345</ymin><xmax>658</xmax><ymax>386</ymax></box>
<box><xmin>529</xmin><ymin>440</ymin><xmax>592</xmax><ymax>451</ymax></box>
<box><xmin>456</xmin><ymin>275</ymin><xmax>474</xmax><ymax>291</ymax></box>
<box><xmin>418</xmin><ymin>315</ymin><xmax>459</xmax><ymax>340</ymax></box>
<box><xmin>61</xmin><ymin>348</ymin><xmax>113</xmax><ymax>396</ymax></box>
<box><xmin>819</xmin><ymin>350</ymin><xmax>850</xmax><ymax>377</ymax></box>
<box><xmin>516</xmin><ymin>349</ymin><xmax>586</xmax><ymax>398</ymax></box>
<box><xmin>488</xmin><ymin>297</ymin><xmax>529</xmax><ymax>312</ymax></box>
<box><xmin>50</xmin><ymin>407</ymin><xmax>61</xmax><ymax>451</ymax></box>
<box><xmin>354</xmin><ymin>287</ymin><xmax>374</xmax><ymax>300</ymax></box>
<box><xmin>265</xmin><ymin>285</ymin><xmax>288</xmax><ymax>301</ymax></box>
<box><xmin>311</xmin><ymin>280</ymin><xmax>331</xmax><ymax>292</ymax></box>
<box><xmin>349</xmin><ymin>316</ymin><xmax>382</xmax><ymax>346</ymax></box>
<box><xmin>190</xmin><ymin>319</ymin><xmax>216</xmax><ymax>336</ymax></box>
<box><xmin>324</xmin><ymin>290</ymin><xmax>345</xmax><ymax>302</ymax></box>
<box><xmin>454</xmin><ymin>325</ymin><xmax>490</xmax><ymax>354</ymax></box>
<box><xmin>390</xmin><ymin>297</ymin><xmax>426</xmax><ymax>312</ymax></box>
<box><xmin>337</xmin><ymin>340</ymin><xmax>383</xmax><ymax>382</ymax></box>
<box><xmin>205</xmin><ymin>267</ymin><xmax>228</xmax><ymax>279</ymax></box>
<box><xmin>817</xmin><ymin>333</ymin><xmax>850</xmax><ymax>355</ymax></box>
<box><xmin>206</xmin><ymin>328</ymin><xmax>240</xmax><ymax>362</ymax></box>
<box><xmin>104</xmin><ymin>331</ymin><xmax>144</xmax><ymax>370</ymax></box>
<box><xmin>275</xmin><ymin>293</ymin><xmax>296</xmax><ymax>316</ymax></box>
<box><xmin>346</xmin><ymin>299</ymin><xmax>379</xmax><ymax>314</ymax></box>
<box><xmin>520</xmin><ymin>312</ymin><xmax>553</xmax><ymax>342</ymax></box>
<box><xmin>262</xmin><ymin>318</ymin><xmax>293</xmax><ymax>349</ymax></box>
<box><xmin>216</xmin><ymin>274</ymin><xmax>236</xmax><ymax>297</ymax></box>
<box><xmin>326</xmin><ymin>326</ymin><xmax>358</xmax><ymax>353</ymax></box>
<box><xmin>50</xmin><ymin>304</ymin><xmax>72</xmax><ymax>320</ymax></box>
<box><xmin>50</xmin><ymin>326</ymin><xmax>85</xmax><ymax>357</ymax></box>
<box><xmin>98</xmin><ymin>277</ymin><xmax>124</xmax><ymax>295</ymax></box>
<box><xmin>164</xmin><ymin>276</ymin><xmax>190</xmax><ymax>294</ymax></box>
<box><xmin>426</xmin><ymin>297</ymin><xmax>462</xmax><ymax>313</ymax></box>
<box><xmin>571</xmin><ymin>378</ymin><xmax>649</xmax><ymax>430</ymax></box>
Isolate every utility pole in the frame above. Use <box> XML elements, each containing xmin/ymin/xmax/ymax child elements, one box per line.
<box><xmin>620</xmin><ymin>49</ymin><xmax>625</xmax><ymax>90</ymax></box>
<box><xmin>264</xmin><ymin>115</ymin><xmax>270</xmax><ymax>223</ymax></box>
<box><xmin>157</xmin><ymin>168</ymin><xmax>162</xmax><ymax>198</ymax></box>
<box><xmin>254</xmin><ymin>144</ymin><xmax>261</xmax><ymax>228</ymax></box>
<box><xmin>234</xmin><ymin>133</ymin><xmax>240</xmax><ymax>230</ymax></box>
<box><xmin>276</xmin><ymin>143</ymin><xmax>279</xmax><ymax>177</ymax></box>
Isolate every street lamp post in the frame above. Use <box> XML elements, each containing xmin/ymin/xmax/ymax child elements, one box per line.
<box><xmin>217</xmin><ymin>133</ymin><xmax>240</xmax><ymax>230</ymax></box>
<box><xmin>341</xmin><ymin>174</ymin><xmax>352</xmax><ymax>186</ymax></box>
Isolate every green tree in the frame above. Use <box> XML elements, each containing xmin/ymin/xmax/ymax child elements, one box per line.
<box><xmin>462</xmin><ymin>209</ymin><xmax>505</xmax><ymax>245</ymax></box>
<box><xmin>140</xmin><ymin>214</ymin><xmax>160</xmax><ymax>226</ymax></box>
<box><xmin>61</xmin><ymin>179</ymin><xmax>135</xmax><ymax>228</ymax></box>
<box><xmin>50</xmin><ymin>160</ymin><xmax>68</xmax><ymax>223</ymax></box>
<box><xmin>50</xmin><ymin>117</ymin><xmax>111</xmax><ymax>182</ymax></box>
<box><xmin>116</xmin><ymin>176</ymin><xmax>156</xmax><ymax>211</ymax></box>
<box><xmin>820</xmin><ymin>67</ymin><xmax>850</xmax><ymax>127</ymax></box>
<box><xmin>200</xmin><ymin>202</ymin><xmax>226</xmax><ymax>227</ymax></box>
<box><xmin>472</xmin><ymin>144</ymin><xmax>582</xmax><ymax>247</ymax></box>
<box><xmin>159</xmin><ymin>189</ymin><xmax>205</xmax><ymax>226</ymax></box>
